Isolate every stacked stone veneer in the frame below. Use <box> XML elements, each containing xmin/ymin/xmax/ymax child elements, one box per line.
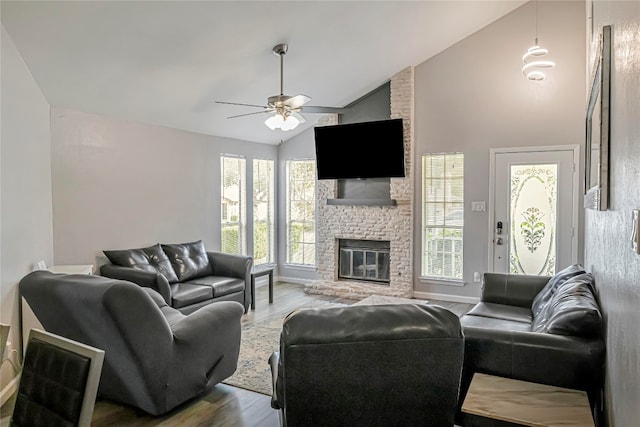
<box><xmin>305</xmin><ymin>67</ymin><xmax>415</xmax><ymax>300</ymax></box>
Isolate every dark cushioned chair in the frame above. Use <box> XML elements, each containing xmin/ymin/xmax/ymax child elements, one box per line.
<box><xmin>11</xmin><ymin>329</ymin><xmax>104</xmax><ymax>427</ymax></box>
<box><xmin>269</xmin><ymin>303</ymin><xmax>464</xmax><ymax>427</ymax></box>
<box><xmin>19</xmin><ymin>270</ymin><xmax>244</xmax><ymax>416</ymax></box>
<box><xmin>100</xmin><ymin>240</ymin><xmax>253</xmax><ymax>313</ymax></box>
<box><xmin>458</xmin><ymin>265</ymin><xmax>605</xmax><ymax>423</ymax></box>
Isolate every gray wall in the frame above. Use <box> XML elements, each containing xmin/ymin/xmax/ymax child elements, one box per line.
<box><xmin>586</xmin><ymin>2</ymin><xmax>640</xmax><ymax>425</ymax></box>
<box><xmin>413</xmin><ymin>0</ymin><xmax>586</xmax><ymax>300</ymax></box>
<box><xmin>0</xmin><ymin>25</ymin><xmax>53</xmax><ymax>362</ymax></box>
<box><xmin>50</xmin><ymin>108</ymin><xmax>277</xmax><ymax>267</ymax></box>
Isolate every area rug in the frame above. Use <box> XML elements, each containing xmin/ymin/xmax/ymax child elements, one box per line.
<box><xmin>223</xmin><ymin>300</ymin><xmax>348</xmax><ymax>395</ymax></box>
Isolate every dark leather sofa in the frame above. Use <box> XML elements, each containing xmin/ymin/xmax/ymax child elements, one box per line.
<box><xmin>100</xmin><ymin>240</ymin><xmax>253</xmax><ymax>313</ymax></box>
<box><xmin>458</xmin><ymin>265</ymin><xmax>605</xmax><ymax>421</ymax></box>
<box><xmin>269</xmin><ymin>303</ymin><xmax>465</xmax><ymax>426</ymax></box>
<box><xmin>19</xmin><ymin>270</ymin><xmax>244</xmax><ymax>415</ymax></box>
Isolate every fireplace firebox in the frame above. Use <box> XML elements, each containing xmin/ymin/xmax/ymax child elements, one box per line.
<box><xmin>338</xmin><ymin>239</ymin><xmax>390</xmax><ymax>284</ymax></box>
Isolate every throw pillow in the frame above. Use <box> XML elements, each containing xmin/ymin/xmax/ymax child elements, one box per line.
<box><xmin>161</xmin><ymin>240</ymin><xmax>213</xmax><ymax>282</ymax></box>
<box><xmin>531</xmin><ymin>264</ymin><xmax>586</xmax><ymax>317</ymax></box>
<box><xmin>532</xmin><ymin>273</ymin><xmax>601</xmax><ymax>338</ymax></box>
<box><xmin>103</xmin><ymin>243</ymin><xmax>179</xmax><ymax>283</ymax></box>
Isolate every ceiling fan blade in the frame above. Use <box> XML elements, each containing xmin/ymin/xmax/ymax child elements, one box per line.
<box><xmin>290</xmin><ymin>111</ymin><xmax>306</xmax><ymax>124</ymax></box>
<box><xmin>216</xmin><ymin>101</ymin><xmax>268</xmax><ymax>109</ymax></box>
<box><xmin>227</xmin><ymin>109</ymin><xmax>274</xmax><ymax>119</ymax></box>
<box><xmin>303</xmin><ymin>106</ymin><xmax>350</xmax><ymax>114</ymax></box>
<box><xmin>284</xmin><ymin>94</ymin><xmax>311</xmax><ymax>109</ymax></box>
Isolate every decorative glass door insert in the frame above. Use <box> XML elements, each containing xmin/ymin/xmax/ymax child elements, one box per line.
<box><xmin>509</xmin><ymin>164</ymin><xmax>557</xmax><ymax>275</ymax></box>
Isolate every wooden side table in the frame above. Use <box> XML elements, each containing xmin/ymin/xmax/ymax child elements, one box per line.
<box><xmin>461</xmin><ymin>373</ymin><xmax>594</xmax><ymax>427</ymax></box>
<box><xmin>250</xmin><ymin>265</ymin><xmax>274</xmax><ymax>310</ymax></box>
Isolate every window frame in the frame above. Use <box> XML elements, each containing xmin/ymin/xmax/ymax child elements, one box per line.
<box><xmin>220</xmin><ymin>154</ymin><xmax>247</xmax><ymax>255</ymax></box>
<box><xmin>420</xmin><ymin>152</ymin><xmax>465</xmax><ymax>284</ymax></box>
<box><xmin>285</xmin><ymin>159</ymin><xmax>316</xmax><ymax>267</ymax></box>
<box><xmin>252</xmin><ymin>158</ymin><xmax>275</xmax><ymax>266</ymax></box>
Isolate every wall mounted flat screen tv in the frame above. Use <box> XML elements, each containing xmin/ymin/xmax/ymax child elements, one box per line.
<box><xmin>314</xmin><ymin>118</ymin><xmax>405</xmax><ymax>180</ymax></box>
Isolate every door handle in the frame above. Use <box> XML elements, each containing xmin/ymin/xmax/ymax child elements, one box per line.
<box><xmin>496</xmin><ymin>238</ymin><xmax>503</xmax><ymax>245</ymax></box>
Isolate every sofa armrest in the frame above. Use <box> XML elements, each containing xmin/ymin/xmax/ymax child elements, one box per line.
<box><xmin>207</xmin><ymin>252</ymin><xmax>253</xmax><ymax>312</ymax></box>
<box><xmin>268</xmin><ymin>351</ymin><xmax>282</xmax><ymax>409</ymax></box>
<box><xmin>100</xmin><ymin>264</ymin><xmax>171</xmax><ymax>304</ymax></box>
<box><xmin>207</xmin><ymin>251</ymin><xmax>253</xmax><ymax>279</ymax></box>
<box><xmin>170</xmin><ymin>301</ymin><xmax>244</xmax><ymax>386</ymax></box>
<box><xmin>482</xmin><ymin>273</ymin><xmax>550</xmax><ymax>308</ymax></box>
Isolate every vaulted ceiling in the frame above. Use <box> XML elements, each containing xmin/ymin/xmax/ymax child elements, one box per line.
<box><xmin>1</xmin><ymin>1</ymin><xmax>526</xmax><ymax>144</ymax></box>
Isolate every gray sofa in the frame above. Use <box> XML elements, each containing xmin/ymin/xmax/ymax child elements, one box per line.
<box><xmin>19</xmin><ymin>270</ymin><xmax>244</xmax><ymax>416</ymax></box>
<box><xmin>269</xmin><ymin>304</ymin><xmax>465</xmax><ymax>426</ymax></box>
<box><xmin>458</xmin><ymin>265</ymin><xmax>605</xmax><ymax>422</ymax></box>
<box><xmin>100</xmin><ymin>240</ymin><xmax>253</xmax><ymax>313</ymax></box>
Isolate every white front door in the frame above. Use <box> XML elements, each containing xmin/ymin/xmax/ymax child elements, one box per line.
<box><xmin>490</xmin><ymin>146</ymin><xmax>579</xmax><ymax>275</ymax></box>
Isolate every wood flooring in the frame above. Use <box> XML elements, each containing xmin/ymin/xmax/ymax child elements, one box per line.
<box><xmin>0</xmin><ymin>281</ymin><xmax>472</xmax><ymax>426</ymax></box>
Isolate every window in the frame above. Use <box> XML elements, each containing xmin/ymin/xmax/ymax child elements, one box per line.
<box><xmin>221</xmin><ymin>155</ymin><xmax>246</xmax><ymax>255</ymax></box>
<box><xmin>286</xmin><ymin>160</ymin><xmax>316</xmax><ymax>266</ymax></box>
<box><xmin>422</xmin><ymin>153</ymin><xmax>464</xmax><ymax>280</ymax></box>
<box><xmin>253</xmin><ymin>159</ymin><xmax>275</xmax><ymax>265</ymax></box>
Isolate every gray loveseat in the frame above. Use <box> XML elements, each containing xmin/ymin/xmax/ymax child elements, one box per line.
<box><xmin>19</xmin><ymin>270</ymin><xmax>244</xmax><ymax>415</ymax></box>
<box><xmin>458</xmin><ymin>265</ymin><xmax>605</xmax><ymax>422</ymax></box>
<box><xmin>100</xmin><ymin>240</ymin><xmax>253</xmax><ymax>313</ymax></box>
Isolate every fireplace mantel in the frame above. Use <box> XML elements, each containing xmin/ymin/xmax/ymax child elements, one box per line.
<box><xmin>327</xmin><ymin>198</ymin><xmax>397</xmax><ymax>206</ymax></box>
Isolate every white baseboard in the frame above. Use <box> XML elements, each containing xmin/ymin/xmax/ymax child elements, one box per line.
<box><xmin>275</xmin><ymin>276</ymin><xmax>315</xmax><ymax>286</ymax></box>
<box><xmin>413</xmin><ymin>291</ymin><xmax>479</xmax><ymax>305</ymax></box>
<box><xmin>0</xmin><ymin>375</ymin><xmax>19</xmax><ymax>407</ymax></box>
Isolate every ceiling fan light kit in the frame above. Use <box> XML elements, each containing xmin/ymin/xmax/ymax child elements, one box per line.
<box><xmin>216</xmin><ymin>43</ymin><xmax>344</xmax><ymax>131</ymax></box>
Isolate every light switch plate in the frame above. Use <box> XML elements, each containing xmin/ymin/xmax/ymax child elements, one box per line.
<box><xmin>632</xmin><ymin>209</ymin><xmax>639</xmax><ymax>254</ymax></box>
<box><xmin>471</xmin><ymin>201</ymin><xmax>486</xmax><ymax>212</ymax></box>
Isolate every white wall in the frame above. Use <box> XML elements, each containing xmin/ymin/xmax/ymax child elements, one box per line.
<box><xmin>413</xmin><ymin>1</ymin><xmax>586</xmax><ymax>300</ymax></box>
<box><xmin>50</xmin><ymin>108</ymin><xmax>277</xmax><ymax>267</ymax></box>
<box><xmin>586</xmin><ymin>1</ymin><xmax>640</xmax><ymax>425</ymax></box>
<box><xmin>0</xmin><ymin>25</ymin><xmax>53</xmax><ymax>358</ymax></box>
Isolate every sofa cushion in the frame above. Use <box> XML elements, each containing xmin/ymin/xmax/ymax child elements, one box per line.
<box><xmin>465</xmin><ymin>302</ymin><xmax>532</xmax><ymax>324</ymax></box>
<box><xmin>104</xmin><ymin>243</ymin><xmax>179</xmax><ymax>284</ymax></box>
<box><xmin>531</xmin><ymin>264</ymin><xmax>585</xmax><ymax>317</ymax></box>
<box><xmin>162</xmin><ymin>240</ymin><xmax>213</xmax><ymax>282</ymax></box>
<box><xmin>532</xmin><ymin>273</ymin><xmax>602</xmax><ymax>338</ymax></box>
<box><xmin>170</xmin><ymin>283</ymin><xmax>214</xmax><ymax>309</ymax></box>
<box><xmin>185</xmin><ymin>276</ymin><xmax>245</xmax><ymax>297</ymax></box>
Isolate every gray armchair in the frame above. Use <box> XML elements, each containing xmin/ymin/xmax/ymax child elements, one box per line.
<box><xmin>19</xmin><ymin>270</ymin><xmax>244</xmax><ymax>416</ymax></box>
<box><xmin>269</xmin><ymin>303</ymin><xmax>465</xmax><ymax>426</ymax></box>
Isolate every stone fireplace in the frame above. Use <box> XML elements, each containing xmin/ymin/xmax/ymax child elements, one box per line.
<box><xmin>305</xmin><ymin>67</ymin><xmax>415</xmax><ymax>300</ymax></box>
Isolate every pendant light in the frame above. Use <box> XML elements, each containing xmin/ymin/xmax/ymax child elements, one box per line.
<box><xmin>522</xmin><ymin>1</ymin><xmax>555</xmax><ymax>81</ymax></box>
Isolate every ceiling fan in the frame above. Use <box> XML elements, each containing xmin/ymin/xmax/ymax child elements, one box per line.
<box><xmin>216</xmin><ymin>44</ymin><xmax>346</xmax><ymax>131</ymax></box>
